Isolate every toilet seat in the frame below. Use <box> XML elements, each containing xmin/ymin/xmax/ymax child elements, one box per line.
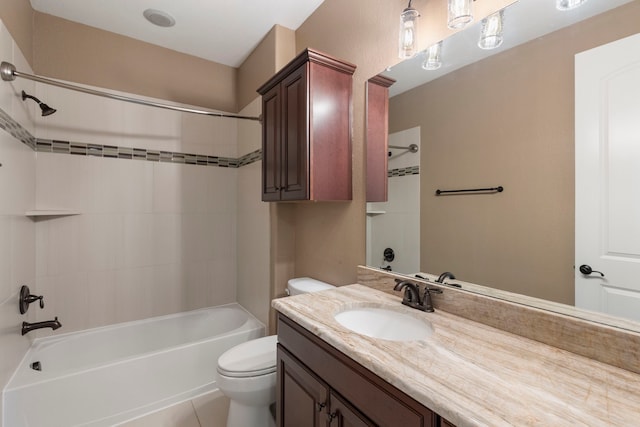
<box><xmin>217</xmin><ymin>335</ymin><xmax>278</xmax><ymax>378</ymax></box>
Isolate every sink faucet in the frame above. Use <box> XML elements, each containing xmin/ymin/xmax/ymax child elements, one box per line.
<box><xmin>22</xmin><ymin>317</ymin><xmax>62</xmax><ymax>335</ymax></box>
<box><xmin>436</xmin><ymin>271</ymin><xmax>456</xmax><ymax>283</ymax></box>
<box><xmin>394</xmin><ymin>279</ymin><xmax>442</xmax><ymax>312</ymax></box>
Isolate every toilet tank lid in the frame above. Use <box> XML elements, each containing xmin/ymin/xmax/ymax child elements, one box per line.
<box><xmin>217</xmin><ymin>335</ymin><xmax>278</xmax><ymax>377</ymax></box>
<box><xmin>288</xmin><ymin>277</ymin><xmax>335</xmax><ymax>293</ymax></box>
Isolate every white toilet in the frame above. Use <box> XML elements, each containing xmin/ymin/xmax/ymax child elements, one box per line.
<box><xmin>216</xmin><ymin>277</ymin><xmax>335</xmax><ymax>427</ymax></box>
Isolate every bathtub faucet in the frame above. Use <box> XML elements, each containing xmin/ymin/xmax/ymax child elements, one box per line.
<box><xmin>22</xmin><ymin>317</ymin><xmax>62</xmax><ymax>335</ymax></box>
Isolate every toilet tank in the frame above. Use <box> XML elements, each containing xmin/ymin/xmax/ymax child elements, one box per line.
<box><xmin>287</xmin><ymin>277</ymin><xmax>335</xmax><ymax>296</ymax></box>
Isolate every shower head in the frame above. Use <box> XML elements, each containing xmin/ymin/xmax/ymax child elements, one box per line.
<box><xmin>21</xmin><ymin>90</ymin><xmax>56</xmax><ymax>116</ymax></box>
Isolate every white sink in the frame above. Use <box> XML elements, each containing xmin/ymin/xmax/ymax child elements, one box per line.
<box><xmin>334</xmin><ymin>306</ymin><xmax>433</xmax><ymax>341</ymax></box>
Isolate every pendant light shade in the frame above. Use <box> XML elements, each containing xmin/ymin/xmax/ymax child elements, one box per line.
<box><xmin>422</xmin><ymin>41</ymin><xmax>443</xmax><ymax>70</ymax></box>
<box><xmin>399</xmin><ymin>1</ymin><xmax>420</xmax><ymax>59</ymax></box>
<box><xmin>478</xmin><ymin>10</ymin><xmax>504</xmax><ymax>50</ymax></box>
<box><xmin>448</xmin><ymin>0</ymin><xmax>473</xmax><ymax>30</ymax></box>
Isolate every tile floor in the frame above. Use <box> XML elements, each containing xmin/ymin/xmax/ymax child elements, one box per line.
<box><xmin>119</xmin><ymin>390</ymin><xmax>229</xmax><ymax>427</ymax></box>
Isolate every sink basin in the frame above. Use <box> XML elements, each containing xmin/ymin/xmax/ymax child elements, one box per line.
<box><xmin>334</xmin><ymin>306</ymin><xmax>433</xmax><ymax>341</ymax></box>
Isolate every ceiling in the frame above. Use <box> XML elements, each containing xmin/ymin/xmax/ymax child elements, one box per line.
<box><xmin>30</xmin><ymin>0</ymin><xmax>325</xmax><ymax>68</ymax></box>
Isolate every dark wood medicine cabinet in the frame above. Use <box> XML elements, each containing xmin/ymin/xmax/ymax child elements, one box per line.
<box><xmin>366</xmin><ymin>74</ymin><xmax>395</xmax><ymax>202</ymax></box>
<box><xmin>257</xmin><ymin>48</ymin><xmax>356</xmax><ymax>202</ymax></box>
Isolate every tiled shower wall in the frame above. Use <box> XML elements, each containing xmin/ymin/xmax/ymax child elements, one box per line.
<box><xmin>31</xmin><ymin>81</ymin><xmax>265</xmax><ymax>333</ymax></box>
<box><xmin>0</xmin><ymin>20</ymin><xmax>271</xmax><ymax>414</ymax></box>
<box><xmin>366</xmin><ymin>127</ymin><xmax>420</xmax><ymax>273</ymax></box>
<box><xmin>0</xmin><ymin>19</ymin><xmax>37</xmax><ymax>423</ymax></box>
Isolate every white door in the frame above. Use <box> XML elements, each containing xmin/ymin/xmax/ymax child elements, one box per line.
<box><xmin>575</xmin><ymin>33</ymin><xmax>640</xmax><ymax>322</ymax></box>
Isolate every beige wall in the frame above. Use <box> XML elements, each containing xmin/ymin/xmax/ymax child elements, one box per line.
<box><xmin>237</xmin><ymin>25</ymin><xmax>296</xmax><ymax>110</ymax></box>
<box><xmin>32</xmin><ymin>12</ymin><xmax>238</xmax><ymax>112</ymax></box>
<box><xmin>290</xmin><ymin>0</ymin><xmax>513</xmax><ymax>287</ymax></box>
<box><xmin>388</xmin><ymin>2</ymin><xmax>640</xmax><ymax>305</ymax></box>
<box><xmin>0</xmin><ymin>0</ymin><xmax>33</xmax><ymax>63</ymax></box>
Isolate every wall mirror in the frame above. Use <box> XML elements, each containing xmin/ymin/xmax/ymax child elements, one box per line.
<box><xmin>366</xmin><ymin>0</ymin><xmax>640</xmax><ymax>330</ymax></box>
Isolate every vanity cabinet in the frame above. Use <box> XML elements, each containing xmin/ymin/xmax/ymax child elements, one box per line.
<box><xmin>366</xmin><ymin>74</ymin><xmax>395</xmax><ymax>202</ymax></box>
<box><xmin>257</xmin><ymin>49</ymin><xmax>356</xmax><ymax>202</ymax></box>
<box><xmin>277</xmin><ymin>313</ymin><xmax>439</xmax><ymax>427</ymax></box>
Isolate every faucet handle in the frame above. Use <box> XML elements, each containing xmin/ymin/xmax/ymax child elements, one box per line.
<box><xmin>19</xmin><ymin>285</ymin><xmax>44</xmax><ymax>314</ymax></box>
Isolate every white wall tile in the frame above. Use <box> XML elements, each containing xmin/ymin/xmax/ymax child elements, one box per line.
<box><xmin>34</xmin><ymin>83</ymin><xmax>124</xmax><ymax>146</ymax></box>
<box><xmin>9</xmin><ymin>43</ymin><xmax>35</xmax><ymax>135</ymax></box>
<box><xmin>121</xmin><ymin>102</ymin><xmax>181</xmax><ymax>152</ymax></box>
<box><xmin>237</xmin><ymin>97</ymin><xmax>262</xmax><ymax>155</ymax></box>
<box><xmin>0</xmin><ymin>133</ymin><xmax>35</xmax><ymax>215</ymax></box>
<box><xmin>181</xmin><ymin>111</ymin><xmax>238</xmax><ymax>157</ymax></box>
<box><xmin>35</xmin><ymin>152</ymin><xmax>92</xmax><ymax>212</ymax></box>
<box><xmin>86</xmin><ymin>269</ymin><xmax>117</xmax><ymax>327</ymax></box>
<box><xmin>120</xmin><ymin>214</ymin><xmax>155</xmax><ymax>268</ymax></box>
<box><xmin>206</xmin><ymin>256</ymin><xmax>237</xmax><ymax>307</ymax></box>
<box><xmin>152</xmin><ymin>162</ymin><xmax>183</xmax><ymax>214</ymax></box>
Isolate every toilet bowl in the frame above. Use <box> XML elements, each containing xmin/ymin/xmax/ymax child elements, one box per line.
<box><xmin>216</xmin><ymin>277</ymin><xmax>335</xmax><ymax>427</ymax></box>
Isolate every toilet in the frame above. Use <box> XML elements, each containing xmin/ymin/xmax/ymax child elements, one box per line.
<box><xmin>216</xmin><ymin>277</ymin><xmax>335</xmax><ymax>427</ymax></box>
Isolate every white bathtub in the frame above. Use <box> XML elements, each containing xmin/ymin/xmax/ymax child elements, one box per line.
<box><xmin>3</xmin><ymin>303</ymin><xmax>265</xmax><ymax>427</ymax></box>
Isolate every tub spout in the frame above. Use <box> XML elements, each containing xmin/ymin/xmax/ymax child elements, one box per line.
<box><xmin>22</xmin><ymin>317</ymin><xmax>62</xmax><ymax>335</ymax></box>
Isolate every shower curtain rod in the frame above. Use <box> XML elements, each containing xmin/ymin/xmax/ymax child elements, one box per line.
<box><xmin>0</xmin><ymin>61</ymin><xmax>262</xmax><ymax>122</ymax></box>
<box><xmin>389</xmin><ymin>143</ymin><xmax>418</xmax><ymax>153</ymax></box>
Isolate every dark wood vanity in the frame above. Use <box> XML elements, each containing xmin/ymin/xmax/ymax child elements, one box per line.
<box><xmin>277</xmin><ymin>313</ymin><xmax>454</xmax><ymax>427</ymax></box>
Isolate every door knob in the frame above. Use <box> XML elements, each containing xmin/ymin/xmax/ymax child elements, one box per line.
<box><xmin>579</xmin><ymin>264</ymin><xmax>605</xmax><ymax>277</ymax></box>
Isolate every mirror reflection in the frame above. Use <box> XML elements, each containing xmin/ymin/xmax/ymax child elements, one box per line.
<box><xmin>367</xmin><ymin>0</ymin><xmax>640</xmax><ymax>325</ymax></box>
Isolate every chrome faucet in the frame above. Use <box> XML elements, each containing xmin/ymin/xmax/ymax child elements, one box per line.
<box><xmin>394</xmin><ymin>279</ymin><xmax>442</xmax><ymax>312</ymax></box>
<box><xmin>22</xmin><ymin>317</ymin><xmax>62</xmax><ymax>335</ymax></box>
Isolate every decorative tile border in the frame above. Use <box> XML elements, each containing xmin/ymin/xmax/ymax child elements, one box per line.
<box><xmin>0</xmin><ymin>107</ymin><xmax>36</xmax><ymax>150</ymax></box>
<box><xmin>0</xmin><ymin>106</ymin><xmax>261</xmax><ymax>168</ymax></box>
<box><xmin>388</xmin><ymin>165</ymin><xmax>419</xmax><ymax>177</ymax></box>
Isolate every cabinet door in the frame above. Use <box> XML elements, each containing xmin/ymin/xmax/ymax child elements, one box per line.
<box><xmin>328</xmin><ymin>392</ymin><xmax>374</xmax><ymax>427</ymax></box>
<box><xmin>280</xmin><ymin>64</ymin><xmax>309</xmax><ymax>201</ymax></box>
<box><xmin>366</xmin><ymin>76</ymin><xmax>394</xmax><ymax>202</ymax></box>
<box><xmin>261</xmin><ymin>84</ymin><xmax>281</xmax><ymax>201</ymax></box>
<box><xmin>278</xmin><ymin>345</ymin><xmax>328</xmax><ymax>427</ymax></box>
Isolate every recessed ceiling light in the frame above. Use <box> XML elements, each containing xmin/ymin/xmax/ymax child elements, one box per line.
<box><xmin>143</xmin><ymin>9</ymin><xmax>176</xmax><ymax>28</ymax></box>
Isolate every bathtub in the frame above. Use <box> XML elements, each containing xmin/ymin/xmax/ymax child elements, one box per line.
<box><xmin>3</xmin><ymin>303</ymin><xmax>265</xmax><ymax>427</ymax></box>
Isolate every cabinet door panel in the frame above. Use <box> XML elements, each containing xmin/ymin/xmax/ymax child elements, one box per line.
<box><xmin>281</xmin><ymin>65</ymin><xmax>309</xmax><ymax>201</ymax></box>
<box><xmin>329</xmin><ymin>392</ymin><xmax>374</xmax><ymax>427</ymax></box>
<box><xmin>278</xmin><ymin>345</ymin><xmax>328</xmax><ymax>427</ymax></box>
<box><xmin>262</xmin><ymin>85</ymin><xmax>281</xmax><ymax>201</ymax></box>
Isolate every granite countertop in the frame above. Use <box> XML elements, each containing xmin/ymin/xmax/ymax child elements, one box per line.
<box><xmin>272</xmin><ymin>284</ymin><xmax>640</xmax><ymax>427</ymax></box>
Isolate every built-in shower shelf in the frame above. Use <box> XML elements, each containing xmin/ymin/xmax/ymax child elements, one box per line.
<box><xmin>366</xmin><ymin>210</ymin><xmax>386</xmax><ymax>216</ymax></box>
<box><xmin>25</xmin><ymin>209</ymin><xmax>81</xmax><ymax>217</ymax></box>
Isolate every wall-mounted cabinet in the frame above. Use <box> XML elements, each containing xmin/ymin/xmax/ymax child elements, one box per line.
<box><xmin>366</xmin><ymin>74</ymin><xmax>395</xmax><ymax>202</ymax></box>
<box><xmin>257</xmin><ymin>49</ymin><xmax>356</xmax><ymax>202</ymax></box>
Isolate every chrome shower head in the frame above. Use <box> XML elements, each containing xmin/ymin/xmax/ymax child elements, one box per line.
<box><xmin>21</xmin><ymin>90</ymin><xmax>56</xmax><ymax>116</ymax></box>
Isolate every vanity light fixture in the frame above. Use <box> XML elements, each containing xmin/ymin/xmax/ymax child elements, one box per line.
<box><xmin>447</xmin><ymin>0</ymin><xmax>473</xmax><ymax>29</ymax></box>
<box><xmin>421</xmin><ymin>41</ymin><xmax>443</xmax><ymax>70</ymax></box>
<box><xmin>556</xmin><ymin>0</ymin><xmax>589</xmax><ymax>11</ymax></box>
<box><xmin>478</xmin><ymin>9</ymin><xmax>504</xmax><ymax>50</ymax></box>
<box><xmin>399</xmin><ymin>0</ymin><xmax>420</xmax><ymax>59</ymax></box>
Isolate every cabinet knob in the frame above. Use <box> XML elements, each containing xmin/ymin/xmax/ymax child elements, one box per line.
<box><xmin>327</xmin><ymin>411</ymin><xmax>337</xmax><ymax>423</ymax></box>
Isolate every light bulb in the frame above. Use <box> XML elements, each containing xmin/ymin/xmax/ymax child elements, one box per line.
<box><xmin>556</xmin><ymin>0</ymin><xmax>589</xmax><ymax>11</ymax></box>
<box><xmin>478</xmin><ymin>10</ymin><xmax>504</xmax><ymax>50</ymax></box>
<box><xmin>399</xmin><ymin>3</ymin><xmax>420</xmax><ymax>59</ymax></box>
<box><xmin>422</xmin><ymin>42</ymin><xmax>443</xmax><ymax>71</ymax></box>
<box><xmin>448</xmin><ymin>0</ymin><xmax>473</xmax><ymax>30</ymax></box>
